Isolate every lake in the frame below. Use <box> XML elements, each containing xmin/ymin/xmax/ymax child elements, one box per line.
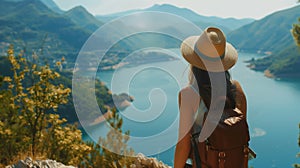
<box><xmin>83</xmin><ymin>49</ymin><xmax>300</xmax><ymax>167</ymax></box>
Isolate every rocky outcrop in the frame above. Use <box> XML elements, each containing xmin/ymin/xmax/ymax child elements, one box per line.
<box><xmin>6</xmin><ymin>157</ymin><xmax>75</xmax><ymax>168</ymax></box>
<box><xmin>264</xmin><ymin>69</ymin><xmax>275</xmax><ymax>78</ymax></box>
<box><xmin>7</xmin><ymin>154</ymin><xmax>171</xmax><ymax>168</ymax></box>
<box><xmin>131</xmin><ymin>153</ymin><xmax>171</xmax><ymax>168</ymax></box>
<box><xmin>112</xmin><ymin>93</ymin><xmax>134</xmax><ymax>111</ymax></box>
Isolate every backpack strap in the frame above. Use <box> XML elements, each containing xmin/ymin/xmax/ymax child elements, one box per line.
<box><xmin>243</xmin><ymin>145</ymin><xmax>257</xmax><ymax>167</ymax></box>
<box><xmin>191</xmin><ymin>132</ymin><xmax>202</xmax><ymax>168</ymax></box>
<box><xmin>192</xmin><ymin>99</ymin><xmax>207</xmax><ymax>134</ymax></box>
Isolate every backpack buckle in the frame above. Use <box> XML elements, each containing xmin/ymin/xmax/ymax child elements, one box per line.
<box><xmin>218</xmin><ymin>152</ymin><xmax>226</xmax><ymax>168</ymax></box>
<box><xmin>218</xmin><ymin>151</ymin><xmax>226</xmax><ymax>158</ymax></box>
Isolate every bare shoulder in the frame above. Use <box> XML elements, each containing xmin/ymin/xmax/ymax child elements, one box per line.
<box><xmin>179</xmin><ymin>86</ymin><xmax>200</xmax><ymax>102</ymax></box>
<box><xmin>179</xmin><ymin>86</ymin><xmax>198</xmax><ymax>96</ymax></box>
<box><xmin>178</xmin><ymin>86</ymin><xmax>200</xmax><ymax>111</ymax></box>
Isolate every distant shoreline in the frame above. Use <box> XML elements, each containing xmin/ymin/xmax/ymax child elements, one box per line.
<box><xmin>87</xmin><ymin>96</ymin><xmax>133</xmax><ymax>127</ymax></box>
<box><xmin>99</xmin><ymin>50</ymin><xmax>179</xmax><ymax>71</ymax></box>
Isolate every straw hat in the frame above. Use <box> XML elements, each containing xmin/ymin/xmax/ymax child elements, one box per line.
<box><xmin>181</xmin><ymin>27</ymin><xmax>238</xmax><ymax>72</ymax></box>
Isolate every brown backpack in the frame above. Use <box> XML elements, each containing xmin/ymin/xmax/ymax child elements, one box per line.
<box><xmin>191</xmin><ymin>107</ymin><xmax>256</xmax><ymax>168</ymax></box>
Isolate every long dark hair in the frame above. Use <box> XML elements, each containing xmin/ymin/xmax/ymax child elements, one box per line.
<box><xmin>191</xmin><ymin>66</ymin><xmax>236</xmax><ymax>109</ymax></box>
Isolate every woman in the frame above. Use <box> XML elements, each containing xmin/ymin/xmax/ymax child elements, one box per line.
<box><xmin>174</xmin><ymin>27</ymin><xmax>248</xmax><ymax>168</ymax></box>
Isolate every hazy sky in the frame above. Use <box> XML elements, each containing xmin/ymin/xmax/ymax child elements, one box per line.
<box><xmin>53</xmin><ymin>0</ymin><xmax>298</xmax><ymax>19</ymax></box>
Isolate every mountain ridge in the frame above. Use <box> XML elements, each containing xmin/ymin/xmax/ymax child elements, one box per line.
<box><xmin>96</xmin><ymin>4</ymin><xmax>255</xmax><ymax>33</ymax></box>
<box><xmin>228</xmin><ymin>5</ymin><xmax>300</xmax><ymax>53</ymax></box>
<box><xmin>40</xmin><ymin>0</ymin><xmax>63</xmax><ymax>13</ymax></box>
<box><xmin>0</xmin><ymin>0</ymin><xmax>92</xmax><ymax>63</ymax></box>
<box><xmin>64</xmin><ymin>5</ymin><xmax>103</xmax><ymax>32</ymax></box>
<box><xmin>1</xmin><ymin>0</ymin><xmax>299</xmax><ymax>78</ymax></box>
<box><xmin>227</xmin><ymin>4</ymin><xmax>300</xmax><ymax>78</ymax></box>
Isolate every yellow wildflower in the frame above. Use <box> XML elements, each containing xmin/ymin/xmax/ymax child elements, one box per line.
<box><xmin>3</xmin><ymin>76</ymin><xmax>12</xmax><ymax>82</ymax></box>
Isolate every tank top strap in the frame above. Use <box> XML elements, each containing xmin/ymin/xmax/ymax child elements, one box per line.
<box><xmin>189</xmin><ymin>84</ymin><xmax>199</xmax><ymax>95</ymax></box>
<box><xmin>188</xmin><ymin>85</ymin><xmax>208</xmax><ymax>134</ymax></box>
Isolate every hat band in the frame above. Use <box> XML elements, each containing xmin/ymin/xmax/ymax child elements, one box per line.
<box><xmin>194</xmin><ymin>45</ymin><xmax>225</xmax><ymax>62</ymax></box>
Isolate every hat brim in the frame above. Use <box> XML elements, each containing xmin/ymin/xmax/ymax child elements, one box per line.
<box><xmin>180</xmin><ymin>36</ymin><xmax>238</xmax><ymax>72</ymax></box>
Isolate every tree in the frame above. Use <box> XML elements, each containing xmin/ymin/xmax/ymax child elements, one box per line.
<box><xmin>80</xmin><ymin>108</ymin><xmax>135</xmax><ymax>168</ymax></box>
<box><xmin>0</xmin><ymin>46</ymin><xmax>135</xmax><ymax>167</ymax></box>
<box><xmin>3</xmin><ymin>45</ymin><xmax>71</xmax><ymax>155</ymax></box>
<box><xmin>0</xmin><ymin>46</ymin><xmax>93</xmax><ymax>166</ymax></box>
<box><xmin>0</xmin><ymin>45</ymin><xmax>73</xmax><ymax>160</ymax></box>
<box><xmin>97</xmin><ymin>108</ymin><xmax>135</xmax><ymax>168</ymax></box>
<box><xmin>291</xmin><ymin>18</ymin><xmax>300</xmax><ymax>46</ymax></box>
<box><xmin>0</xmin><ymin>71</ymin><xmax>27</xmax><ymax>164</ymax></box>
<box><xmin>291</xmin><ymin>0</ymin><xmax>300</xmax><ymax>46</ymax></box>
<box><xmin>293</xmin><ymin>1</ymin><xmax>300</xmax><ymax>167</ymax></box>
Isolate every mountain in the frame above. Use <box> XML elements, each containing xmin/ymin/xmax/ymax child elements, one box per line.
<box><xmin>145</xmin><ymin>4</ymin><xmax>254</xmax><ymax>31</ymax></box>
<box><xmin>96</xmin><ymin>4</ymin><xmax>254</xmax><ymax>33</ymax></box>
<box><xmin>228</xmin><ymin>5</ymin><xmax>300</xmax><ymax>53</ymax></box>
<box><xmin>3</xmin><ymin>0</ymin><xmax>63</xmax><ymax>13</ymax></box>
<box><xmin>227</xmin><ymin>5</ymin><xmax>300</xmax><ymax>78</ymax></box>
<box><xmin>0</xmin><ymin>0</ymin><xmax>182</xmax><ymax>68</ymax></box>
<box><xmin>93</xmin><ymin>4</ymin><xmax>255</xmax><ymax>56</ymax></box>
<box><xmin>3</xmin><ymin>0</ymin><xmax>298</xmax><ymax>79</ymax></box>
<box><xmin>64</xmin><ymin>6</ymin><xmax>103</xmax><ymax>32</ymax></box>
<box><xmin>0</xmin><ymin>0</ymin><xmax>136</xmax><ymax>124</ymax></box>
<box><xmin>40</xmin><ymin>0</ymin><xmax>63</xmax><ymax>13</ymax></box>
<box><xmin>0</xmin><ymin>0</ymin><xmax>91</xmax><ymax>61</ymax></box>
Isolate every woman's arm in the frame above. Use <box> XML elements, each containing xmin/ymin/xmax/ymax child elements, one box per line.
<box><xmin>174</xmin><ymin>88</ymin><xmax>196</xmax><ymax>168</ymax></box>
<box><xmin>174</xmin><ymin>133</ymin><xmax>191</xmax><ymax>168</ymax></box>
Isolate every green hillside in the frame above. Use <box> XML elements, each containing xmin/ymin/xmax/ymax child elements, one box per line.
<box><xmin>0</xmin><ymin>0</ymin><xmax>185</xmax><ymax>67</ymax></box>
<box><xmin>228</xmin><ymin>5</ymin><xmax>300</xmax><ymax>53</ymax></box>
<box><xmin>40</xmin><ymin>0</ymin><xmax>63</xmax><ymax>13</ymax></box>
<box><xmin>0</xmin><ymin>0</ymin><xmax>91</xmax><ymax>61</ymax></box>
<box><xmin>64</xmin><ymin>6</ymin><xmax>103</xmax><ymax>32</ymax></box>
<box><xmin>227</xmin><ymin>4</ymin><xmax>300</xmax><ymax>78</ymax></box>
<box><xmin>268</xmin><ymin>46</ymin><xmax>300</xmax><ymax>77</ymax></box>
<box><xmin>0</xmin><ymin>0</ymin><xmax>137</xmax><ymax>122</ymax></box>
<box><xmin>248</xmin><ymin>44</ymin><xmax>300</xmax><ymax>78</ymax></box>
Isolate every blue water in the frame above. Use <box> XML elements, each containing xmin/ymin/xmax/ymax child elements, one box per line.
<box><xmin>85</xmin><ymin>50</ymin><xmax>300</xmax><ymax>167</ymax></box>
